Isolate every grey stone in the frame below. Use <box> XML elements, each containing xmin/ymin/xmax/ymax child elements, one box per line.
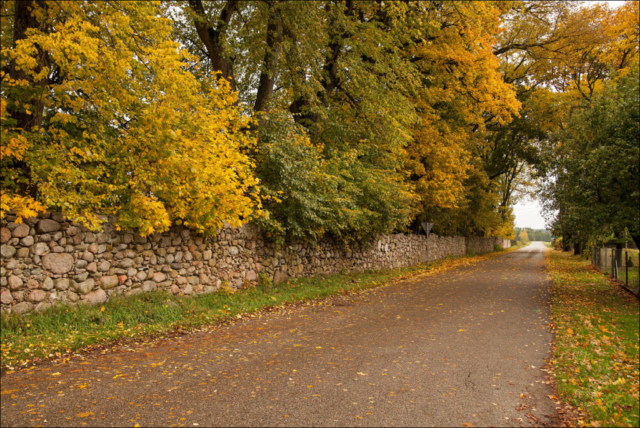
<box><xmin>1</xmin><ymin>289</ymin><xmax>13</xmax><ymax>304</ymax></box>
<box><xmin>125</xmin><ymin>288</ymin><xmax>143</xmax><ymax>297</ymax></box>
<box><xmin>51</xmin><ymin>212</ymin><xmax>65</xmax><ymax>222</ymax></box>
<box><xmin>13</xmin><ymin>301</ymin><xmax>34</xmax><ymax>315</ymax></box>
<box><xmin>126</xmin><ymin>268</ymin><xmax>137</xmax><ymax>277</ymax></box>
<box><xmin>0</xmin><ymin>227</ymin><xmax>11</xmax><ymax>243</ymax></box>
<box><xmin>65</xmin><ymin>291</ymin><xmax>79</xmax><ymax>302</ymax></box>
<box><xmin>83</xmin><ymin>288</ymin><xmax>107</xmax><ymax>305</ymax></box>
<box><xmin>66</xmin><ymin>226</ymin><xmax>79</xmax><ymax>236</ymax></box>
<box><xmin>229</xmin><ymin>246</ymin><xmax>239</xmax><ymax>255</ymax></box>
<box><xmin>28</xmin><ymin>289</ymin><xmax>47</xmax><ymax>302</ymax></box>
<box><xmin>134</xmin><ymin>235</ymin><xmax>147</xmax><ymax>244</ymax></box>
<box><xmin>273</xmin><ymin>270</ymin><xmax>289</xmax><ymax>284</ymax></box>
<box><xmin>16</xmin><ymin>247</ymin><xmax>30</xmax><ymax>258</ymax></box>
<box><xmin>31</xmin><ymin>242</ymin><xmax>50</xmax><ymax>256</ymax></box>
<box><xmin>41</xmin><ymin>253</ymin><xmax>74</xmax><ymax>274</ymax></box>
<box><xmin>142</xmin><ymin>281</ymin><xmax>157</xmax><ymax>292</ymax></box>
<box><xmin>119</xmin><ymin>258</ymin><xmax>134</xmax><ymax>268</ymax></box>
<box><xmin>53</xmin><ymin>231</ymin><xmax>63</xmax><ymax>241</ymax></box>
<box><xmin>152</xmin><ymin>272</ymin><xmax>166</xmax><ymax>282</ymax></box>
<box><xmin>75</xmin><ymin>272</ymin><xmax>89</xmax><ymax>282</ymax></box>
<box><xmin>54</xmin><ymin>278</ymin><xmax>71</xmax><ymax>290</ymax></box>
<box><xmin>8</xmin><ymin>276</ymin><xmax>23</xmax><ymax>291</ymax></box>
<box><xmin>1</xmin><ymin>245</ymin><xmax>16</xmax><ymax>258</ymax></box>
<box><xmin>77</xmin><ymin>279</ymin><xmax>95</xmax><ymax>295</ymax></box>
<box><xmin>36</xmin><ymin>219</ymin><xmax>61</xmax><ymax>234</ymax></box>
<box><xmin>42</xmin><ymin>277</ymin><xmax>54</xmax><ymax>290</ymax></box>
<box><xmin>38</xmin><ymin>233</ymin><xmax>51</xmax><ymax>242</ymax></box>
<box><xmin>98</xmin><ymin>260</ymin><xmax>111</xmax><ymax>272</ymax></box>
<box><xmin>35</xmin><ymin>302</ymin><xmax>52</xmax><ymax>312</ymax></box>
<box><xmin>100</xmin><ymin>275</ymin><xmax>119</xmax><ymax>290</ymax></box>
<box><xmin>246</xmin><ymin>270</ymin><xmax>257</xmax><ymax>281</ymax></box>
<box><xmin>82</xmin><ymin>251</ymin><xmax>94</xmax><ymax>262</ymax></box>
<box><xmin>135</xmin><ymin>271</ymin><xmax>147</xmax><ymax>281</ymax></box>
<box><xmin>20</xmin><ymin>235</ymin><xmax>34</xmax><ymax>246</ymax></box>
<box><xmin>12</xmin><ymin>223</ymin><xmax>30</xmax><ymax>238</ymax></box>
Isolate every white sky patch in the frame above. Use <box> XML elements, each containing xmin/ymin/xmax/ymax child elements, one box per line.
<box><xmin>513</xmin><ymin>200</ymin><xmax>547</xmax><ymax>229</ymax></box>
<box><xmin>600</xmin><ymin>0</ymin><xmax>628</xmax><ymax>8</ymax></box>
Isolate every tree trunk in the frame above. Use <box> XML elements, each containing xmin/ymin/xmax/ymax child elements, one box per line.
<box><xmin>253</xmin><ymin>3</ymin><xmax>283</xmax><ymax>114</ymax></box>
<box><xmin>6</xmin><ymin>0</ymin><xmax>47</xmax><ymax>198</ymax></box>
<box><xmin>562</xmin><ymin>230</ymin><xmax>572</xmax><ymax>252</ymax></box>
<box><xmin>188</xmin><ymin>0</ymin><xmax>238</xmax><ymax>92</ymax></box>
<box><xmin>574</xmin><ymin>242</ymin><xmax>583</xmax><ymax>255</ymax></box>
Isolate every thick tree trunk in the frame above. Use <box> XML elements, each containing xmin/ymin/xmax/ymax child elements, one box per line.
<box><xmin>562</xmin><ymin>230</ymin><xmax>572</xmax><ymax>252</ymax></box>
<box><xmin>188</xmin><ymin>0</ymin><xmax>238</xmax><ymax>92</ymax></box>
<box><xmin>253</xmin><ymin>3</ymin><xmax>283</xmax><ymax>114</ymax></box>
<box><xmin>574</xmin><ymin>242</ymin><xmax>583</xmax><ymax>255</ymax></box>
<box><xmin>6</xmin><ymin>0</ymin><xmax>47</xmax><ymax>198</ymax></box>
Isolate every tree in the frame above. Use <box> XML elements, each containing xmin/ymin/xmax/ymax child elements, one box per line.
<box><xmin>0</xmin><ymin>1</ymin><xmax>259</xmax><ymax>234</ymax></box>
<box><xmin>535</xmin><ymin>2</ymin><xmax>640</xmax><ymax>251</ymax></box>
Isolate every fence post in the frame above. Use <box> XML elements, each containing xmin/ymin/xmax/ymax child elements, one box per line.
<box><xmin>611</xmin><ymin>250</ymin><xmax>614</xmax><ymax>278</ymax></box>
<box><xmin>625</xmin><ymin>251</ymin><xmax>628</xmax><ymax>287</ymax></box>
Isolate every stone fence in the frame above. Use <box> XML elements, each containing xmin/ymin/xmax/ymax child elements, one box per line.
<box><xmin>0</xmin><ymin>213</ymin><xmax>510</xmax><ymax>315</ymax></box>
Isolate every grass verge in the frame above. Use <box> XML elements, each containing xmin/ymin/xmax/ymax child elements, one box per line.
<box><xmin>1</xmin><ymin>246</ymin><xmax>520</xmax><ymax>374</ymax></box>
<box><xmin>547</xmin><ymin>249</ymin><xmax>639</xmax><ymax>427</ymax></box>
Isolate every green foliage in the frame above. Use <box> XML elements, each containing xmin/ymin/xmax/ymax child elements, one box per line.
<box><xmin>515</xmin><ymin>228</ymin><xmax>552</xmax><ymax>242</ymax></box>
<box><xmin>253</xmin><ymin>111</ymin><xmax>416</xmax><ymax>245</ymax></box>
<box><xmin>540</xmin><ymin>68</ymin><xmax>640</xmax><ymax>249</ymax></box>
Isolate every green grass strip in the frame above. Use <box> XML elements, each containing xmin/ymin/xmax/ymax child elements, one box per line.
<box><xmin>547</xmin><ymin>250</ymin><xmax>639</xmax><ymax>427</ymax></box>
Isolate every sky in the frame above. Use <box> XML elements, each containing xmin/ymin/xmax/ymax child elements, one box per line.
<box><xmin>512</xmin><ymin>0</ymin><xmax>626</xmax><ymax>230</ymax></box>
<box><xmin>513</xmin><ymin>200</ymin><xmax>547</xmax><ymax>230</ymax></box>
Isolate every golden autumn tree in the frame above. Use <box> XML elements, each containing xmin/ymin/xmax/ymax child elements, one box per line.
<box><xmin>0</xmin><ymin>0</ymin><xmax>259</xmax><ymax>235</ymax></box>
<box><xmin>404</xmin><ymin>1</ymin><xmax>519</xmax><ymax>236</ymax></box>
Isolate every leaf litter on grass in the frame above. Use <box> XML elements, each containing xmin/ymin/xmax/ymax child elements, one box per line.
<box><xmin>547</xmin><ymin>250</ymin><xmax>639</xmax><ymax>427</ymax></box>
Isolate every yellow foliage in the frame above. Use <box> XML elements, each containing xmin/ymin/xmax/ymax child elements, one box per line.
<box><xmin>1</xmin><ymin>1</ymin><xmax>259</xmax><ymax>235</ymax></box>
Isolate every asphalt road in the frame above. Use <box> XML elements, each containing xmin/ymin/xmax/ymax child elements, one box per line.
<box><xmin>0</xmin><ymin>242</ymin><xmax>558</xmax><ymax>427</ymax></box>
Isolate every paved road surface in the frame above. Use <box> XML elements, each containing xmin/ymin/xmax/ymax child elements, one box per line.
<box><xmin>1</xmin><ymin>242</ymin><xmax>558</xmax><ymax>427</ymax></box>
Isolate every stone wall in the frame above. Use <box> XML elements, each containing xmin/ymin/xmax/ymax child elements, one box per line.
<box><xmin>467</xmin><ymin>237</ymin><xmax>511</xmax><ymax>255</ymax></box>
<box><xmin>1</xmin><ymin>212</ymin><xmax>509</xmax><ymax>315</ymax></box>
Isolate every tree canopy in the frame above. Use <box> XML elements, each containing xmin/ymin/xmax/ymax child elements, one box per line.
<box><xmin>1</xmin><ymin>1</ymin><xmax>637</xmax><ymax>246</ymax></box>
